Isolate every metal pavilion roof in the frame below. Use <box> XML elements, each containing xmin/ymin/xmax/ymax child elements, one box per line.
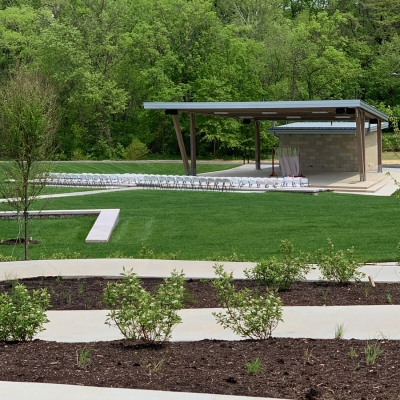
<box><xmin>269</xmin><ymin>121</ymin><xmax>390</xmax><ymax>135</ymax></box>
<box><xmin>143</xmin><ymin>100</ymin><xmax>389</xmax><ymax>122</ymax></box>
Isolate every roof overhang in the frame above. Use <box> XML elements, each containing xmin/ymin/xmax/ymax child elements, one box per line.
<box><xmin>269</xmin><ymin>121</ymin><xmax>390</xmax><ymax>135</ymax></box>
<box><xmin>143</xmin><ymin>100</ymin><xmax>389</xmax><ymax>122</ymax></box>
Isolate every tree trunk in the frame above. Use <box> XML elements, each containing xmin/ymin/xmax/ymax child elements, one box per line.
<box><xmin>24</xmin><ymin>211</ymin><xmax>29</xmax><ymax>261</ymax></box>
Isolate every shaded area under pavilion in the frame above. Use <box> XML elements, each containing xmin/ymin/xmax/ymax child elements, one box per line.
<box><xmin>143</xmin><ymin>100</ymin><xmax>389</xmax><ymax>182</ymax></box>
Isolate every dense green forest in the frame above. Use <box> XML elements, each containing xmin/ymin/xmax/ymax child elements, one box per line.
<box><xmin>1</xmin><ymin>0</ymin><xmax>400</xmax><ymax>160</ymax></box>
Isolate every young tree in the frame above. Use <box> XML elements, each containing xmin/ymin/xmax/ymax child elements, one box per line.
<box><xmin>0</xmin><ymin>69</ymin><xmax>59</xmax><ymax>260</ymax></box>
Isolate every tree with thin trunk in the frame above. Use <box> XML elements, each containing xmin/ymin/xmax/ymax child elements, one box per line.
<box><xmin>0</xmin><ymin>70</ymin><xmax>59</xmax><ymax>260</ymax></box>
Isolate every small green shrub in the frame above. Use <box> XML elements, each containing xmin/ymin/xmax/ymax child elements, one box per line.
<box><xmin>212</xmin><ymin>264</ymin><xmax>283</xmax><ymax>339</ymax></box>
<box><xmin>245</xmin><ymin>240</ymin><xmax>310</xmax><ymax>290</ymax></box>
<box><xmin>39</xmin><ymin>248</ymin><xmax>83</xmax><ymax>260</ymax></box>
<box><xmin>104</xmin><ymin>268</ymin><xmax>186</xmax><ymax>342</ymax></box>
<box><xmin>364</xmin><ymin>341</ymin><xmax>383</xmax><ymax>365</ymax></box>
<box><xmin>138</xmin><ymin>245</ymin><xmax>155</xmax><ymax>259</ymax></box>
<box><xmin>316</xmin><ymin>239</ymin><xmax>364</xmax><ymax>283</ymax></box>
<box><xmin>0</xmin><ymin>283</ymin><xmax>50</xmax><ymax>341</ymax></box>
<box><xmin>107</xmin><ymin>251</ymin><xmax>133</xmax><ymax>259</ymax></box>
<box><xmin>245</xmin><ymin>358</ymin><xmax>262</xmax><ymax>374</ymax></box>
<box><xmin>348</xmin><ymin>347</ymin><xmax>358</xmax><ymax>359</ymax></box>
<box><xmin>141</xmin><ymin>354</ymin><xmax>167</xmax><ymax>375</ymax></box>
<box><xmin>0</xmin><ymin>253</ymin><xmax>16</xmax><ymax>262</ymax></box>
<box><xmin>334</xmin><ymin>323</ymin><xmax>347</xmax><ymax>339</ymax></box>
<box><xmin>206</xmin><ymin>249</ymin><xmax>247</xmax><ymax>262</ymax></box>
<box><xmin>77</xmin><ymin>344</ymin><xmax>91</xmax><ymax>369</ymax></box>
<box><xmin>71</xmin><ymin>148</ymin><xmax>90</xmax><ymax>161</ymax></box>
<box><xmin>124</xmin><ymin>137</ymin><xmax>148</xmax><ymax>160</ymax></box>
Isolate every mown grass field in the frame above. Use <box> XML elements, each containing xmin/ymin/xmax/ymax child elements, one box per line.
<box><xmin>49</xmin><ymin>161</ymin><xmax>238</xmax><ymax>175</ymax></box>
<box><xmin>0</xmin><ymin>189</ymin><xmax>399</xmax><ymax>262</ymax></box>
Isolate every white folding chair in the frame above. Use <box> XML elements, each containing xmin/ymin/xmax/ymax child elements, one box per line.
<box><xmin>199</xmin><ymin>177</ymin><xmax>208</xmax><ymax>190</ymax></box>
<box><xmin>183</xmin><ymin>176</ymin><xmax>192</xmax><ymax>189</ymax></box>
<box><xmin>222</xmin><ymin>178</ymin><xmax>232</xmax><ymax>191</ymax></box>
<box><xmin>206</xmin><ymin>178</ymin><xmax>216</xmax><ymax>191</ymax></box>
<box><xmin>214</xmin><ymin>178</ymin><xmax>224</xmax><ymax>191</ymax></box>
<box><xmin>158</xmin><ymin>175</ymin><xmax>167</xmax><ymax>189</ymax></box>
<box><xmin>166</xmin><ymin>176</ymin><xmax>176</xmax><ymax>189</ymax></box>
<box><xmin>230</xmin><ymin>177</ymin><xmax>241</xmax><ymax>190</ymax></box>
<box><xmin>175</xmin><ymin>176</ymin><xmax>184</xmax><ymax>189</ymax></box>
<box><xmin>248</xmin><ymin>178</ymin><xmax>258</xmax><ymax>188</ymax></box>
<box><xmin>191</xmin><ymin>177</ymin><xmax>200</xmax><ymax>190</ymax></box>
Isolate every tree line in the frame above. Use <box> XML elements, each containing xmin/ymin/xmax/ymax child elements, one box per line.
<box><xmin>1</xmin><ymin>0</ymin><xmax>400</xmax><ymax>160</ymax></box>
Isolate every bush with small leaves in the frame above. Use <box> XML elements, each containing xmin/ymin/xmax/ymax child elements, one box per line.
<box><xmin>0</xmin><ymin>253</ymin><xmax>16</xmax><ymax>262</ymax></box>
<box><xmin>212</xmin><ymin>264</ymin><xmax>283</xmax><ymax>339</ymax></box>
<box><xmin>104</xmin><ymin>268</ymin><xmax>186</xmax><ymax>342</ymax></box>
<box><xmin>124</xmin><ymin>137</ymin><xmax>148</xmax><ymax>160</ymax></box>
<box><xmin>316</xmin><ymin>238</ymin><xmax>364</xmax><ymax>283</ymax></box>
<box><xmin>0</xmin><ymin>283</ymin><xmax>50</xmax><ymax>341</ymax></box>
<box><xmin>245</xmin><ymin>240</ymin><xmax>310</xmax><ymax>290</ymax></box>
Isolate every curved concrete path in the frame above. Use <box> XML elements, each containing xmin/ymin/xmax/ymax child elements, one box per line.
<box><xmin>0</xmin><ymin>381</ymin><xmax>282</xmax><ymax>400</ymax></box>
<box><xmin>36</xmin><ymin>305</ymin><xmax>400</xmax><ymax>343</ymax></box>
<box><xmin>0</xmin><ymin>258</ymin><xmax>398</xmax><ymax>343</ymax></box>
<box><xmin>0</xmin><ymin>258</ymin><xmax>399</xmax><ymax>282</ymax></box>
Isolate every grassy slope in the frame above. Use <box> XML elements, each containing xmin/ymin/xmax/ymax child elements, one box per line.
<box><xmin>0</xmin><ymin>190</ymin><xmax>398</xmax><ymax>262</ymax></box>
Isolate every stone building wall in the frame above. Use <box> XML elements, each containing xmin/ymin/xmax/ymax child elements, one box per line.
<box><xmin>277</xmin><ymin>134</ymin><xmax>359</xmax><ymax>172</ymax></box>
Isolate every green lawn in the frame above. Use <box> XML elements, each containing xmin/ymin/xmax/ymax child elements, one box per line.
<box><xmin>0</xmin><ymin>190</ymin><xmax>399</xmax><ymax>262</ymax></box>
<box><xmin>0</xmin><ymin>186</ymin><xmax>105</xmax><ymax>199</ymax></box>
<box><xmin>50</xmin><ymin>161</ymin><xmax>239</xmax><ymax>175</ymax></box>
<box><xmin>40</xmin><ymin>186</ymin><xmax>105</xmax><ymax>195</ymax></box>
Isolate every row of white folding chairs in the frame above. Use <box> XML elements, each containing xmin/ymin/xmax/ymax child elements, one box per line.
<box><xmin>130</xmin><ymin>175</ymin><xmax>309</xmax><ymax>190</ymax></box>
<box><xmin>133</xmin><ymin>175</ymin><xmax>233</xmax><ymax>191</ymax></box>
<box><xmin>45</xmin><ymin>173</ymin><xmax>309</xmax><ymax>190</ymax></box>
<box><xmin>240</xmin><ymin>176</ymin><xmax>309</xmax><ymax>189</ymax></box>
<box><xmin>46</xmin><ymin>173</ymin><xmax>123</xmax><ymax>187</ymax></box>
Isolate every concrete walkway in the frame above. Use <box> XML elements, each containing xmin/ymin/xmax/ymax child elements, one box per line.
<box><xmin>36</xmin><ymin>305</ymin><xmax>400</xmax><ymax>343</ymax></box>
<box><xmin>0</xmin><ymin>258</ymin><xmax>397</xmax><ymax>343</ymax></box>
<box><xmin>0</xmin><ymin>381</ymin><xmax>282</xmax><ymax>400</ymax></box>
<box><xmin>0</xmin><ymin>258</ymin><xmax>399</xmax><ymax>281</ymax></box>
<box><xmin>0</xmin><ymin>209</ymin><xmax>120</xmax><ymax>244</ymax></box>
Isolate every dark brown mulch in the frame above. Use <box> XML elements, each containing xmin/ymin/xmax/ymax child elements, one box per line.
<box><xmin>0</xmin><ymin>238</ymin><xmax>40</xmax><ymax>245</ymax></box>
<box><xmin>0</xmin><ymin>337</ymin><xmax>399</xmax><ymax>399</ymax></box>
<box><xmin>1</xmin><ymin>277</ymin><xmax>399</xmax><ymax>310</ymax></box>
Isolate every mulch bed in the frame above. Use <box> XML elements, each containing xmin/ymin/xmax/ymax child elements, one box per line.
<box><xmin>0</xmin><ymin>337</ymin><xmax>399</xmax><ymax>399</ymax></box>
<box><xmin>0</xmin><ymin>277</ymin><xmax>399</xmax><ymax>310</ymax></box>
<box><xmin>0</xmin><ymin>238</ymin><xmax>40</xmax><ymax>245</ymax></box>
<box><xmin>1</xmin><ymin>277</ymin><xmax>400</xmax><ymax>399</ymax></box>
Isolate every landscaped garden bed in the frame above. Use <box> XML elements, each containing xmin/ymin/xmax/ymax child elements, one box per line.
<box><xmin>1</xmin><ymin>277</ymin><xmax>399</xmax><ymax>309</ymax></box>
<box><xmin>0</xmin><ymin>241</ymin><xmax>397</xmax><ymax>400</ymax></box>
<box><xmin>0</xmin><ymin>336</ymin><xmax>398</xmax><ymax>399</ymax></box>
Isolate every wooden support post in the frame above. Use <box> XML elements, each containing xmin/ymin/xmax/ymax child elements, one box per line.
<box><xmin>361</xmin><ymin>110</ymin><xmax>366</xmax><ymax>180</ymax></box>
<box><xmin>172</xmin><ymin>114</ymin><xmax>190</xmax><ymax>175</ymax></box>
<box><xmin>356</xmin><ymin>109</ymin><xmax>366</xmax><ymax>181</ymax></box>
<box><xmin>255</xmin><ymin>120</ymin><xmax>261</xmax><ymax>170</ymax></box>
<box><xmin>190</xmin><ymin>113</ymin><xmax>197</xmax><ymax>176</ymax></box>
<box><xmin>377</xmin><ymin>119</ymin><xmax>382</xmax><ymax>172</ymax></box>
<box><xmin>269</xmin><ymin>147</ymin><xmax>277</xmax><ymax>177</ymax></box>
